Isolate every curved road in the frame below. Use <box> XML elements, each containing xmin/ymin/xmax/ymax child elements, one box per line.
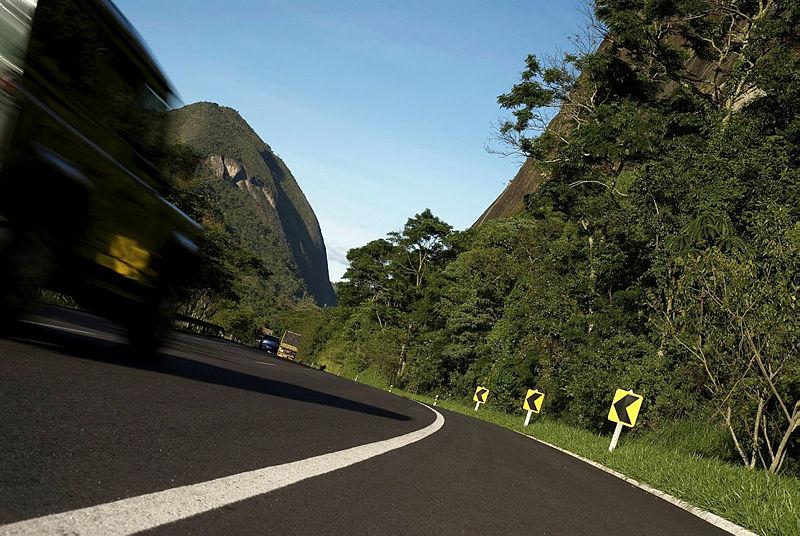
<box><xmin>0</xmin><ymin>305</ymin><xmax>730</xmax><ymax>535</ymax></box>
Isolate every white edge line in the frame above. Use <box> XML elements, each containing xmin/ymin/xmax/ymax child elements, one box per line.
<box><xmin>0</xmin><ymin>403</ymin><xmax>444</xmax><ymax>536</ymax></box>
<box><xmin>19</xmin><ymin>320</ymin><xmax>93</xmax><ymax>336</ymax></box>
<box><xmin>513</xmin><ymin>430</ymin><xmax>760</xmax><ymax>536</ymax></box>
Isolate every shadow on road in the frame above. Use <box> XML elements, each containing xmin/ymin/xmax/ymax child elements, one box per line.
<box><xmin>6</xmin><ymin>316</ymin><xmax>411</xmax><ymax>423</ymax></box>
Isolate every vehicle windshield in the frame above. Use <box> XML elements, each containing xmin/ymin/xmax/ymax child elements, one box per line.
<box><xmin>0</xmin><ymin>0</ymin><xmax>36</xmax><ymax>76</ymax></box>
<box><xmin>0</xmin><ymin>0</ymin><xmax>36</xmax><ymax>164</ymax></box>
<box><xmin>24</xmin><ymin>0</ymin><xmax>173</xmax><ymax>192</ymax></box>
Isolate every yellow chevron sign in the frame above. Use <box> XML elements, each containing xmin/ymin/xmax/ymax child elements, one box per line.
<box><xmin>473</xmin><ymin>386</ymin><xmax>489</xmax><ymax>404</ymax></box>
<box><xmin>523</xmin><ymin>389</ymin><xmax>544</xmax><ymax>413</ymax></box>
<box><xmin>608</xmin><ymin>389</ymin><xmax>643</xmax><ymax>428</ymax></box>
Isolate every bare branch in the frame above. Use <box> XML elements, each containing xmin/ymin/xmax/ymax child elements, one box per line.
<box><xmin>744</xmin><ymin>329</ymin><xmax>792</xmax><ymax>421</ymax></box>
<box><xmin>725</xmin><ymin>405</ymin><xmax>750</xmax><ymax>466</ymax></box>
<box><xmin>568</xmin><ymin>180</ymin><xmax>629</xmax><ymax>197</ymax></box>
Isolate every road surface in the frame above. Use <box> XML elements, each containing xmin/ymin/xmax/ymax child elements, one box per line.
<box><xmin>0</xmin><ymin>305</ymin><xmax>731</xmax><ymax>535</ymax></box>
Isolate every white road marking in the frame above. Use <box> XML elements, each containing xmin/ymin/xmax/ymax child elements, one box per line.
<box><xmin>0</xmin><ymin>404</ymin><xmax>444</xmax><ymax>536</ymax></box>
<box><xmin>514</xmin><ymin>431</ymin><xmax>758</xmax><ymax>536</ymax></box>
<box><xmin>253</xmin><ymin>361</ymin><xmax>276</xmax><ymax>366</ymax></box>
<box><xmin>19</xmin><ymin>320</ymin><xmax>93</xmax><ymax>336</ymax></box>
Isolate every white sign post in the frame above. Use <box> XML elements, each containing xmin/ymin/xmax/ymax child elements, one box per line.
<box><xmin>607</xmin><ymin>389</ymin><xmax>644</xmax><ymax>453</ymax></box>
<box><xmin>473</xmin><ymin>386</ymin><xmax>489</xmax><ymax>411</ymax></box>
<box><xmin>608</xmin><ymin>422</ymin><xmax>624</xmax><ymax>452</ymax></box>
<box><xmin>522</xmin><ymin>389</ymin><xmax>544</xmax><ymax>425</ymax></box>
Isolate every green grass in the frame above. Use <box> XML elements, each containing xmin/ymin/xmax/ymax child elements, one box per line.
<box><xmin>326</xmin><ymin>364</ymin><xmax>800</xmax><ymax>536</ymax></box>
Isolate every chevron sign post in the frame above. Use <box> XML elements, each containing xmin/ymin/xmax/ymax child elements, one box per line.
<box><xmin>607</xmin><ymin>389</ymin><xmax>644</xmax><ymax>452</ymax></box>
<box><xmin>473</xmin><ymin>386</ymin><xmax>489</xmax><ymax>411</ymax></box>
<box><xmin>522</xmin><ymin>389</ymin><xmax>545</xmax><ymax>426</ymax></box>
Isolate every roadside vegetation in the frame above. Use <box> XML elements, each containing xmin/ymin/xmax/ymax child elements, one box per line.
<box><xmin>275</xmin><ymin>0</ymin><xmax>800</xmax><ymax>499</ymax></box>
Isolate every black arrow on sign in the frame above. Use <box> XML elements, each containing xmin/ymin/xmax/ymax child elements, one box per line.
<box><xmin>613</xmin><ymin>394</ymin><xmax>639</xmax><ymax>425</ymax></box>
<box><xmin>527</xmin><ymin>391</ymin><xmax>543</xmax><ymax>408</ymax></box>
<box><xmin>476</xmin><ymin>388</ymin><xmax>488</xmax><ymax>402</ymax></box>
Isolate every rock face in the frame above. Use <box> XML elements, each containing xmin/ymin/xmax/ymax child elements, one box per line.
<box><xmin>205</xmin><ymin>155</ymin><xmax>247</xmax><ymax>182</ymax></box>
<box><xmin>474</xmin><ymin>158</ymin><xmax>548</xmax><ymax>226</ymax></box>
<box><xmin>205</xmin><ymin>155</ymin><xmax>278</xmax><ymax>209</ymax></box>
<box><xmin>169</xmin><ymin>102</ymin><xmax>336</xmax><ymax>306</ymax></box>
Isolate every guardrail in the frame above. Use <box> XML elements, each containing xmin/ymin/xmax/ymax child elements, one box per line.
<box><xmin>175</xmin><ymin>314</ymin><xmax>225</xmax><ymax>338</ymax></box>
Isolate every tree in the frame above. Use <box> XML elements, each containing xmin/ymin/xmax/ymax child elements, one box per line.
<box><xmin>338</xmin><ymin>239</ymin><xmax>394</xmax><ymax>308</ymax></box>
<box><xmin>596</xmin><ymin>0</ymin><xmax>795</xmax><ymax>115</ymax></box>
<box><xmin>389</xmin><ymin>209</ymin><xmax>453</xmax><ymax>288</ymax></box>
<box><xmin>661</xmin><ymin>208</ymin><xmax>799</xmax><ymax>473</ymax></box>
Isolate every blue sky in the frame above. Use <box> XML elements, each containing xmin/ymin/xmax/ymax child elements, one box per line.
<box><xmin>116</xmin><ymin>0</ymin><xmax>584</xmax><ymax>280</ymax></box>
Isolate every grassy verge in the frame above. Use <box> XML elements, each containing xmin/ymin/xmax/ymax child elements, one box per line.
<box><xmin>323</xmin><ymin>362</ymin><xmax>800</xmax><ymax>536</ymax></box>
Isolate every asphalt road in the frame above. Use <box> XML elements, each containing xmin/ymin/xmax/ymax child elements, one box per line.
<box><xmin>0</xmin><ymin>305</ymin><xmax>731</xmax><ymax>535</ymax></box>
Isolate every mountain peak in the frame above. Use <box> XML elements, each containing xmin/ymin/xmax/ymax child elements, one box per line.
<box><xmin>168</xmin><ymin>102</ymin><xmax>336</xmax><ymax>306</ymax></box>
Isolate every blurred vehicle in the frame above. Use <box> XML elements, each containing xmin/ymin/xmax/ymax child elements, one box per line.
<box><xmin>258</xmin><ymin>334</ymin><xmax>280</xmax><ymax>355</ymax></box>
<box><xmin>0</xmin><ymin>0</ymin><xmax>201</xmax><ymax>355</ymax></box>
<box><xmin>277</xmin><ymin>330</ymin><xmax>301</xmax><ymax>361</ymax></box>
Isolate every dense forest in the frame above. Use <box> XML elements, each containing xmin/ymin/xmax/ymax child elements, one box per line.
<box><xmin>276</xmin><ymin>0</ymin><xmax>799</xmax><ymax>475</ymax></box>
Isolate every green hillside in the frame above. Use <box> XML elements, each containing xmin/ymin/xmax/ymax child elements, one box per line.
<box><xmin>168</xmin><ymin>102</ymin><xmax>336</xmax><ymax>307</ymax></box>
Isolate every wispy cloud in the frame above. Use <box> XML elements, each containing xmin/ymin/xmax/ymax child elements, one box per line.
<box><xmin>318</xmin><ymin>217</ymin><xmax>379</xmax><ymax>281</ymax></box>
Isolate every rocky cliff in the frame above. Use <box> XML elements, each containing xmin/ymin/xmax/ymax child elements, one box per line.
<box><xmin>168</xmin><ymin>102</ymin><xmax>336</xmax><ymax>306</ymax></box>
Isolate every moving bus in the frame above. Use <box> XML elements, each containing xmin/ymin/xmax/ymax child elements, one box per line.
<box><xmin>0</xmin><ymin>0</ymin><xmax>201</xmax><ymax>355</ymax></box>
